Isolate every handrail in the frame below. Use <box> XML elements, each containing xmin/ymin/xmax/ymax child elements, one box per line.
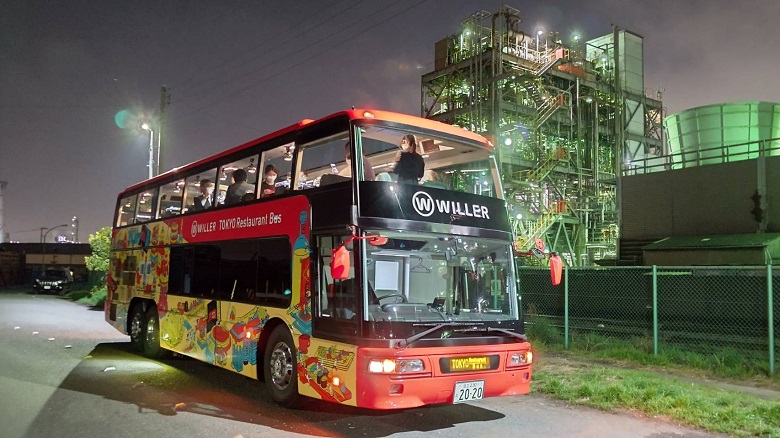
<box><xmin>628</xmin><ymin>138</ymin><xmax>780</xmax><ymax>174</ymax></box>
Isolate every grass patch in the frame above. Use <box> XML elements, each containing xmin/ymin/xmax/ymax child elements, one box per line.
<box><xmin>532</xmin><ymin>362</ymin><xmax>780</xmax><ymax>437</ymax></box>
<box><xmin>69</xmin><ymin>285</ymin><xmax>106</xmax><ymax>308</ymax></box>
<box><xmin>532</xmin><ymin>330</ymin><xmax>777</xmax><ymax>383</ymax></box>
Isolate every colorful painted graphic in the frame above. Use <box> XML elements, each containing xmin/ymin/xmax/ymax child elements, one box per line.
<box><xmin>105</xmin><ymin>196</ymin><xmax>358</xmax><ymax>404</ymax></box>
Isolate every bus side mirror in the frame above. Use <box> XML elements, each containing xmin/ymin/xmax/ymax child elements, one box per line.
<box><xmin>549</xmin><ymin>254</ymin><xmax>562</xmax><ymax>286</ymax></box>
<box><xmin>367</xmin><ymin>235</ymin><xmax>388</xmax><ymax>246</ymax></box>
<box><xmin>331</xmin><ymin>246</ymin><xmax>351</xmax><ymax>280</ymax></box>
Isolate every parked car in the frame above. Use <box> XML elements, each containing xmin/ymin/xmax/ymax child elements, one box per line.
<box><xmin>33</xmin><ymin>267</ymin><xmax>73</xmax><ymax>295</ymax></box>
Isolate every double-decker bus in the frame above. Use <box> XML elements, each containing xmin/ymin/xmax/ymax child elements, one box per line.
<box><xmin>105</xmin><ymin>109</ymin><xmax>543</xmax><ymax>409</ymax></box>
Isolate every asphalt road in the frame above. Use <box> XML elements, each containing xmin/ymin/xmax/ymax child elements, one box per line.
<box><xmin>0</xmin><ymin>290</ymin><xmax>720</xmax><ymax>438</ymax></box>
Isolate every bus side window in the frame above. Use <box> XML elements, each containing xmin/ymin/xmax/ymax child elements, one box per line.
<box><xmin>158</xmin><ymin>179</ymin><xmax>184</xmax><ymax>218</ymax></box>
<box><xmin>220</xmin><ymin>154</ymin><xmax>259</xmax><ymax>206</ymax></box>
<box><xmin>136</xmin><ymin>188</ymin><xmax>158</xmax><ymax>223</ymax></box>
<box><xmin>116</xmin><ymin>194</ymin><xmax>138</xmax><ymax>227</ymax></box>
<box><xmin>295</xmin><ymin>135</ymin><xmax>350</xmax><ymax>190</ymax></box>
<box><xmin>260</xmin><ymin>145</ymin><xmax>293</xmax><ymax>196</ymax></box>
<box><xmin>184</xmin><ymin>169</ymin><xmax>218</xmax><ymax>213</ymax></box>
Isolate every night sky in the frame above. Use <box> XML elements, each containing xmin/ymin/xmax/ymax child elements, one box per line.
<box><xmin>2</xmin><ymin>0</ymin><xmax>779</xmax><ymax>243</ymax></box>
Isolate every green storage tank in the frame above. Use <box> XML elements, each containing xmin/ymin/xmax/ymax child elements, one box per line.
<box><xmin>663</xmin><ymin>101</ymin><xmax>780</xmax><ymax>168</ymax></box>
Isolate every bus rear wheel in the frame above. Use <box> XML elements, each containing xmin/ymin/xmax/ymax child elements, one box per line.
<box><xmin>143</xmin><ymin>306</ymin><xmax>166</xmax><ymax>359</ymax></box>
<box><xmin>129</xmin><ymin>305</ymin><xmax>146</xmax><ymax>353</ymax></box>
<box><xmin>263</xmin><ymin>326</ymin><xmax>299</xmax><ymax>407</ymax></box>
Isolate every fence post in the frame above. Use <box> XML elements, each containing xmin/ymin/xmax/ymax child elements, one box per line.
<box><xmin>653</xmin><ymin>265</ymin><xmax>658</xmax><ymax>356</ymax></box>
<box><xmin>769</xmin><ymin>264</ymin><xmax>774</xmax><ymax>378</ymax></box>
<box><xmin>564</xmin><ymin>266</ymin><xmax>569</xmax><ymax>349</ymax></box>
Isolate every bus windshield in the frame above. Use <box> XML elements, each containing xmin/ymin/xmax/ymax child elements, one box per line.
<box><xmin>362</xmin><ymin>230</ymin><xmax>517</xmax><ymax>323</ymax></box>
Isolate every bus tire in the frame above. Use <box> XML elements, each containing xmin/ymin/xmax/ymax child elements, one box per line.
<box><xmin>263</xmin><ymin>326</ymin><xmax>299</xmax><ymax>407</ymax></box>
<box><xmin>143</xmin><ymin>306</ymin><xmax>166</xmax><ymax>359</ymax></box>
<box><xmin>129</xmin><ymin>304</ymin><xmax>146</xmax><ymax>353</ymax></box>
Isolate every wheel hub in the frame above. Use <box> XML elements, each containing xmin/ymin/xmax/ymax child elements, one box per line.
<box><xmin>270</xmin><ymin>342</ymin><xmax>293</xmax><ymax>389</ymax></box>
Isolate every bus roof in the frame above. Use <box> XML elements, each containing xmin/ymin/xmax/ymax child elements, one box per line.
<box><xmin>119</xmin><ymin>109</ymin><xmax>491</xmax><ymax>195</ymax></box>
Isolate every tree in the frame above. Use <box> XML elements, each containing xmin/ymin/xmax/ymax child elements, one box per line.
<box><xmin>85</xmin><ymin>227</ymin><xmax>111</xmax><ymax>273</ymax></box>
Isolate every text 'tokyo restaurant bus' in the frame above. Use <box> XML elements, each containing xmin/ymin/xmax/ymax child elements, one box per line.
<box><xmin>105</xmin><ymin>109</ymin><xmax>546</xmax><ymax>409</ymax></box>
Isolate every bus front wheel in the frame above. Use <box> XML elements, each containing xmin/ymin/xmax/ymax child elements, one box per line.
<box><xmin>263</xmin><ymin>326</ymin><xmax>299</xmax><ymax>407</ymax></box>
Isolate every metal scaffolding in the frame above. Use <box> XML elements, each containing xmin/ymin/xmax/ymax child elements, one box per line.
<box><xmin>421</xmin><ymin>6</ymin><xmax>664</xmax><ymax>266</ymax></box>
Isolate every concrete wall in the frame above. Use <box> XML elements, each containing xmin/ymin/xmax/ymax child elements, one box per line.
<box><xmin>643</xmin><ymin>248</ymin><xmax>767</xmax><ymax>266</ymax></box>
<box><xmin>622</xmin><ymin>155</ymin><xmax>780</xmax><ymax>240</ymax></box>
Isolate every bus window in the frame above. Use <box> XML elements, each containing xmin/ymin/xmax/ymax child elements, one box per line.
<box><xmin>295</xmin><ymin>134</ymin><xmax>351</xmax><ymax>189</ymax></box>
<box><xmin>317</xmin><ymin>235</ymin><xmax>357</xmax><ymax>319</ymax></box>
<box><xmin>255</xmin><ymin>237</ymin><xmax>292</xmax><ymax>307</ymax></box>
<box><xmin>260</xmin><ymin>144</ymin><xmax>293</xmax><ymax>197</ymax></box>
<box><xmin>116</xmin><ymin>194</ymin><xmax>138</xmax><ymax>227</ymax></box>
<box><xmin>158</xmin><ymin>179</ymin><xmax>184</xmax><ymax>218</ymax></box>
<box><xmin>219</xmin><ymin>154</ymin><xmax>259</xmax><ymax>206</ymax></box>
<box><xmin>136</xmin><ymin>189</ymin><xmax>158</xmax><ymax>223</ymax></box>
<box><xmin>183</xmin><ymin>169</ymin><xmax>218</xmax><ymax>213</ymax></box>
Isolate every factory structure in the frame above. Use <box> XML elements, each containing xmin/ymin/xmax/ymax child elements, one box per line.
<box><xmin>421</xmin><ymin>6</ymin><xmax>664</xmax><ymax>265</ymax></box>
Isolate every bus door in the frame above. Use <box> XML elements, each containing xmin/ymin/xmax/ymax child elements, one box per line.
<box><xmin>313</xmin><ymin>234</ymin><xmax>359</xmax><ymax>335</ymax></box>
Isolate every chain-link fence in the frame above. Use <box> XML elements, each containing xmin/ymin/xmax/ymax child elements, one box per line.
<box><xmin>519</xmin><ymin>265</ymin><xmax>779</xmax><ymax>377</ymax></box>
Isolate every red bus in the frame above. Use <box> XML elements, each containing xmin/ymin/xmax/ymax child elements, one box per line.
<box><xmin>105</xmin><ymin>109</ymin><xmax>535</xmax><ymax>409</ymax></box>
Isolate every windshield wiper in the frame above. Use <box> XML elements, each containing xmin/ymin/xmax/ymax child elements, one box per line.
<box><xmin>394</xmin><ymin>322</ymin><xmax>466</xmax><ymax>349</ymax></box>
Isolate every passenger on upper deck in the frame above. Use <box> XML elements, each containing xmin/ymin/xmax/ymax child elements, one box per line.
<box><xmin>191</xmin><ymin>179</ymin><xmax>214</xmax><ymax>211</ymax></box>
<box><xmin>343</xmin><ymin>142</ymin><xmax>375</xmax><ymax>181</ymax></box>
<box><xmin>391</xmin><ymin>134</ymin><xmax>425</xmax><ymax>184</ymax></box>
<box><xmin>259</xmin><ymin>164</ymin><xmax>278</xmax><ymax>198</ymax></box>
<box><xmin>224</xmin><ymin>169</ymin><xmax>254</xmax><ymax>205</ymax></box>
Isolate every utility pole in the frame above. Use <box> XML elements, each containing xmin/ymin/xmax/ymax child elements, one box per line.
<box><xmin>158</xmin><ymin>85</ymin><xmax>171</xmax><ymax>176</ymax></box>
<box><xmin>0</xmin><ymin>181</ymin><xmax>6</xmax><ymax>243</ymax></box>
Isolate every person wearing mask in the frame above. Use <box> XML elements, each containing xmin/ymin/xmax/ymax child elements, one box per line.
<box><xmin>343</xmin><ymin>142</ymin><xmax>375</xmax><ymax>181</ymax></box>
<box><xmin>391</xmin><ymin>134</ymin><xmax>425</xmax><ymax>184</ymax></box>
<box><xmin>260</xmin><ymin>164</ymin><xmax>278</xmax><ymax>198</ymax></box>
<box><xmin>191</xmin><ymin>179</ymin><xmax>214</xmax><ymax>211</ymax></box>
<box><xmin>224</xmin><ymin>168</ymin><xmax>254</xmax><ymax>205</ymax></box>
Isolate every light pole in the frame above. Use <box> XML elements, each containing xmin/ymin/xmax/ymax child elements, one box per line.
<box><xmin>141</xmin><ymin>123</ymin><xmax>155</xmax><ymax>179</ymax></box>
<box><xmin>536</xmin><ymin>29</ymin><xmax>544</xmax><ymax>54</ymax></box>
<box><xmin>41</xmin><ymin>224</ymin><xmax>68</xmax><ymax>274</ymax></box>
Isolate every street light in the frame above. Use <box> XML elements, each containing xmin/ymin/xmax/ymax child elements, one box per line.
<box><xmin>41</xmin><ymin>224</ymin><xmax>68</xmax><ymax>275</ymax></box>
<box><xmin>141</xmin><ymin>123</ymin><xmax>155</xmax><ymax>179</ymax></box>
<box><xmin>536</xmin><ymin>29</ymin><xmax>544</xmax><ymax>53</ymax></box>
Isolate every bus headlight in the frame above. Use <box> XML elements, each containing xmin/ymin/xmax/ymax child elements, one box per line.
<box><xmin>368</xmin><ymin>358</ymin><xmax>424</xmax><ymax>374</ymax></box>
<box><xmin>509</xmin><ymin>351</ymin><xmax>532</xmax><ymax>366</ymax></box>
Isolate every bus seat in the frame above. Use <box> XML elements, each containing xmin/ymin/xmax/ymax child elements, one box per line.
<box><xmin>319</xmin><ymin>174</ymin><xmax>350</xmax><ymax>186</ymax></box>
<box><xmin>375</xmin><ymin>172</ymin><xmax>395</xmax><ymax>182</ymax></box>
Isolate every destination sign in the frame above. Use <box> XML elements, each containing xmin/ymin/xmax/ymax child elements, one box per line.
<box><xmin>440</xmin><ymin>354</ymin><xmax>499</xmax><ymax>373</ymax></box>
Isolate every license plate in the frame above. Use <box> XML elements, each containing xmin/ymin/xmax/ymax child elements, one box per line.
<box><xmin>43</xmin><ymin>285</ymin><xmax>51</xmax><ymax>290</ymax></box>
<box><xmin>453</xmin><ymin>380</ymin><xmax>484</xmax><ymax>404</ymax></box>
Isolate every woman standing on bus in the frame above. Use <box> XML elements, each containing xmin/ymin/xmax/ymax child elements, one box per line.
<box><xmin>392</xmin><ymin>134</ymin><xmax>425</xmax><ymax>184</ymax></box>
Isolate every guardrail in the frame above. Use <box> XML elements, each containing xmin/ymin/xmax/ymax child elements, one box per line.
<box><xmin>628</xmin><ymin>138</ymin><xmax>780</xmax><ymax>174</ymax></box>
